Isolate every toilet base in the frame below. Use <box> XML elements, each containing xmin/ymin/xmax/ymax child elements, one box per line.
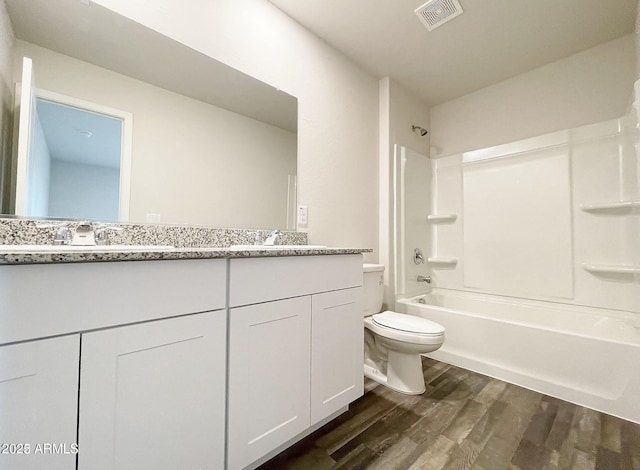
<box><xmin>363</xmin><ymin>351</ymin><xmax>426</xmax><ymax>395</ymax></box>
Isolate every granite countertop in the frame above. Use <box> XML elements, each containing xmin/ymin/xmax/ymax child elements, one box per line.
<box><xmin>0</xmin><ymin>246</ymin><xmax>373</xmax><ymax>265</ymax></box>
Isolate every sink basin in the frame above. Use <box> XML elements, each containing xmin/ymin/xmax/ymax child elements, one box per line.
<box><xmin>0</xmin><ymin>244</ymin><xmax>176</xmax><ymax>253</ymax></box>
<box><xmin>228</xmin><ymin>245</ymin><xmax>327</xmax><ymax>251</ymax></box>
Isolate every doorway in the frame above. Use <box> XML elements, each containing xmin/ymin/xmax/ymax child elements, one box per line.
<box><xmin>14</xmin><ymin>57</ymin><xmax>133</xmax><ymax>221</ymax></box>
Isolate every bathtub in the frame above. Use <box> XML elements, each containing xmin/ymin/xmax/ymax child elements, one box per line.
<box><xmin>396</xmin><ymin>289</ymin><xmax>640</xmax><ymax>424</ymax></box>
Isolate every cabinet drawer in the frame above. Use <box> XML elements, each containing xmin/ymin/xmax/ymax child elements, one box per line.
<box><xmin>229</xmin><ymin>254</ymin><xmax>362</xmax><ymax>307</ymax></box>
<box><xmin>0</xmin><ymin>259</ymin><xmax>226</xmax><ymax>344</ymax></box>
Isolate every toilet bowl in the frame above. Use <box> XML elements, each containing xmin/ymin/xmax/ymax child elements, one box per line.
<box><xmin>363</xmin><ymin>264</ymin><xmax>445</xmax><ymax>395</ymax></box>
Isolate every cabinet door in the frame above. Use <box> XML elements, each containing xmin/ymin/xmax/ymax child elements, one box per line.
<box><xmin>311</xmin><ymin>287</ymin><xmax>364</xmax><ymax>425</ymax></box>
<box><xmin>0</xmin><ymin>335</ymin><xmax>79</xmax><ymax>470</ymax></box>
<box><xmin>228</xmin><ymin>297</ymin><xmax>311</xmax><ymax>470</ymax></box>
<box><xmin>78</xmin><ymin>311</ymin><xmax>226</xmax><ymax>470</ymax></box>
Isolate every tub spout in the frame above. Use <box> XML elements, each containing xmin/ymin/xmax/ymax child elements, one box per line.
<box><xmin>417</xmin><ymin>275</ymin><xmax>432</xmax><ymax>284</ymax></box>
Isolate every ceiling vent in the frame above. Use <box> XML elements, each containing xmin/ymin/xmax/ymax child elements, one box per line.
<box><xmin>414</xmin><ymin>0</ymin><xmax>463</xmax><ymax>31</ymax></box>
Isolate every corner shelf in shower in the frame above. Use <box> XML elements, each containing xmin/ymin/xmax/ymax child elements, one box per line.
<box><xmin>582</xmin><ymin>264</ymin><xmax>640</xmax><ymax>275</ymax></box>
<box><xmin>580</xmin><ymin>200</ymin><xmax>640</xmax><ymax>213</ymax></box>
<box><xmin>427</xmin><ymin>214</ymin><xmax>458</xmax><ymax>223</ymax></box>
<box><xmin>427</xmin><ymin>257</ymin><xmax>458</xmax><ymax>266</ymax></box>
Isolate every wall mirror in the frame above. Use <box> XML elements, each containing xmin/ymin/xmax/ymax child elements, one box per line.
<box><xmin>3</xmin><ymin>0</ymin><xmax>298</xmax><ymax>230</ymax></box>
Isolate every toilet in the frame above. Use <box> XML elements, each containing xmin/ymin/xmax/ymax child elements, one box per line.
<box><xmin>363</xmin><ymin>264</ymin><xmax>445</xmax><ymax>395</ymax></box>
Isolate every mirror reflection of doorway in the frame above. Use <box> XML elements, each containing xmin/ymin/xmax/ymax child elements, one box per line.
<box><xmin>29</xmin><ymin>98</ymin><xmax>123</xmax><ymax>220</ymax></box>
<box><xmin>14</xmin><ymin>56</ymin><xmax>133</xmax><ymax>222</ymax></box>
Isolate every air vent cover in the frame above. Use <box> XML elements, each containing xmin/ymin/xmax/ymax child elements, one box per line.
<box><xmin>414</xmin><ymin>0</ymin><xmax>463</xmax><ymax>31</ymax></box>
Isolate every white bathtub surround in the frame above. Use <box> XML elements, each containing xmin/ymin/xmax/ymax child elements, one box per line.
<box><xmin>428</xmin><ymin>113</ymin><xmax>639</xmax><ymax>314</ymax></box>
<box><xmin>392</xmin><ymin>110</ymin><xmax>639</xmax><ymax>423</ymax></box>
<box><xmin>378</xmin><ymin>78</ymin><xmax>432</xmax><ymax>312</ymax></box>
<box><xmin>397</xmin><ymin>290</ymin><xmax>640</xmax><ymax>423</ymax></box>
<box><xmin>393</xmin><ymin>145</ymin><xmax>432</xmax><ymax>300</ymax></box>
<box><xmin>463</xmin><ymin>139</ymin><xmax>573</xmax><ymax>299</ymax></box>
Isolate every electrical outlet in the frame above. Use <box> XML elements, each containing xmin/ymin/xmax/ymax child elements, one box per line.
<box><xmin>297</xmin><ymin>205</ymin><xmax>308</xmax><ymax>225</ymax></box>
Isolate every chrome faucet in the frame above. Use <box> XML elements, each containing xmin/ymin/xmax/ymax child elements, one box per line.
<box><xmin>95</xmin><ymin>225</ymin><xmax>124</xmax><ymax>245</ymax></box>
<box><xmin>71</xmin><ymin>222</ymin><xmax>96</xmax><ymax>246</ymax></box>
<box><xmin>36</xmin><ymin>222</ymin><xmax>72</xmax><ymax>245</ymax></box>
<box><xmin>248</xmin><ymin>231</ymin><xmax>264</xmax><ymax>245</ymax></box>
<box><xmin>37</xmin><ymin>221</ymin><xmax>122</xmax><ymax>246</ymax></box>
<box><xmin>417</xmin><ymin>275</ymin><xmax>432</xmax><ymax>284</ymax></box>
<box><xmin>263</xmin><ymin>229</ymin><xmax>281</xmax><ymax>246</ymax></box>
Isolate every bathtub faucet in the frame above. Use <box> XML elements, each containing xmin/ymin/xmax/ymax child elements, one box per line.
<box><xmin>417</xmin><ymin>275</ymin><xmax>431</xmax><ymax>284</ymax></box>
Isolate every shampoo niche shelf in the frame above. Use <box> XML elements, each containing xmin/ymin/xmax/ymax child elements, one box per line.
<box><xmin>582</xmin><ymin>264</ymin><xmax>640</xmax><ymax>276</ymax></box>
<box><xmin>427</xmin><ymin>214</ymin><xmax>457</xmax><ymax>223</ymax></box>
<box><xmin>427</xmin><ymin>257</ymin><xmax>458</xmax><ymax>266</ymax></box>
<box><xmin>580</xmin><ymin>200</ymin><xmax>640</xmax><ymax>213</ymax></box>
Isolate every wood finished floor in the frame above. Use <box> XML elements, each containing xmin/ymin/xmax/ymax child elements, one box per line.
<box><xmin>258</xmin><ymin>358</ymin><xmax>640</xmax><ymax>470</ymax></box>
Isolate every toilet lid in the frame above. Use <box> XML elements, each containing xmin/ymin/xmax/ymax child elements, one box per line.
<box><xmin>372</xmin><ymin>311</ymin><xmax>445</xmax><ymax>336</ymax></box>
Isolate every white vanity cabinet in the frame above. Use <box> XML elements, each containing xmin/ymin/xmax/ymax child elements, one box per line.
<box><xmin>0</xmin><ymin>251</ymin><xmax>366</xmax><ymax>470</ymax></box>
<box><xmin>0</xmin><ymin>335</ymin><xmax>80</xmax><ymax>470</ymax></box>
<box><xmin>0</xmin><ymin>259</ymin><xmax>227</xmax><ymax>470</ymax></box>
<box><xmin>227</xmin><ymin>255</ymin><xmax>363</xmax><ymax>470</ymax></box>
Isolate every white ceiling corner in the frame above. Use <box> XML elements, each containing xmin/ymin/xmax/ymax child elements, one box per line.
<box><xmin>267</xmin><ymin>0</ymin><xmax>638</xmax><ymax>106</ymax></box>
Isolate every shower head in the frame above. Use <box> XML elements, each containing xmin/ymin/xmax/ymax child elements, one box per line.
<box><xmin>412</xmin><ymin>125</ymin><xmax>428</xmax><ymax>137</ymax></box>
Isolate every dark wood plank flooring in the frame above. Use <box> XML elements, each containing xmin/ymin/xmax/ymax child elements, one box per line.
<box><xmin>258</xmin><ymin>358</ymin><xmax>640</xmax><ymax>470</ymax></box>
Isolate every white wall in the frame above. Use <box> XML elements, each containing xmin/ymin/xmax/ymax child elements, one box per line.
<box><xmin>379</xmin><ymin>78</ymin><xmax>430</xmax><ymax>307</ymax></box>
<box><xmin>49</xmin><ymin>159</ymin><xmax>119</xmax><ymax>221</ymax></box>
<box><xmin>14</xmin><ymin>40</ymin><xmax>297</xmax><ymax>229</ymax></box>
<box><xmin>90</xmin><ymin>0</ymin><xmax>379</xmax><ymax>257</ymax></box>
<box><xmin>0</xmin><ymin>0</ymin><xmax>14</xmax><ymax>212</ymax></box>
<box><xmin>431</xmin><ymin>34</ymin><xmax>637</xmax><ymax>157</ymax></box>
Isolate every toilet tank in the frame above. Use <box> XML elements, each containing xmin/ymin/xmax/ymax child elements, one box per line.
<box><xmin>363</xmin><ymin>264</ymin><xmax>385</xmax><ymax>316</ymax></box>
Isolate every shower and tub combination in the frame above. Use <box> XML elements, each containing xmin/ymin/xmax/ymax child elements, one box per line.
<box><xmin>397</xmin><ymin>291</ymin><xmax>640</xmax><ymax>423</ymax></box>
<box><xmin>393</xmin><ymin>104</ymin><xmax>640</xmax><ymax>423</ymax></box>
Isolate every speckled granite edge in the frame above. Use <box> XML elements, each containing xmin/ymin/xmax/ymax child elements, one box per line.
<box><xmin>0</xmin><ymin>217</ymin><xmax>372</xmax><ymax>265</ymax></box>
<box><xmin>0</xmin><ymin>217</ymin><xmax>307</xmax><ymax>248</ymax></box>
<box><xmin>0</xmin><ymin>247</ymin><xmax>372</xmax><ymax>265</ymax></box>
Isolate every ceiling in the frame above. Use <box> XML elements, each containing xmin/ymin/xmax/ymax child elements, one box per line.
<box><xmin>36</xmin><ymin>99</ymin><xmax>122</xmax><ymax>169</ymax></box>
<box><xmin>268</xmin><ymin>0</ymin><xmax>638</xmax><ymax>106</ymax></box>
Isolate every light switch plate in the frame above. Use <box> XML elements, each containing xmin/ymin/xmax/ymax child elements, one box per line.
<box><xmin>297</xmin><ymin>205</ymin><xmax>308</xmax><ymax>225</ymax></box>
